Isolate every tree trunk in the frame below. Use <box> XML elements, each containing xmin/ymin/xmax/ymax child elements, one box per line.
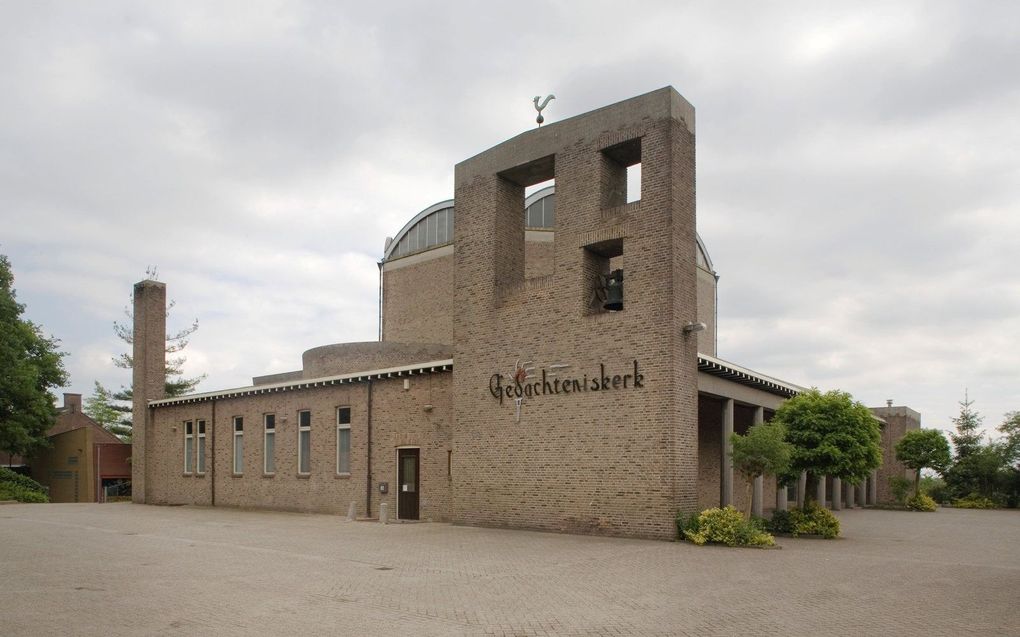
<box><xmin>745</xmin><ymin>478</ymin><xmax>753</xmax><ymax>519</ymax></box>
<box><xmin>914</xmin><ymin>469</ymin><xmax>921</xmax><ymax>497</ymax></box>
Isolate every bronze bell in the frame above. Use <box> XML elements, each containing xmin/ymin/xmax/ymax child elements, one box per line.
<box><xmin>603</xmin><ymin>269</ymin><xmax>624</xmax><ymax>311</ymax></box>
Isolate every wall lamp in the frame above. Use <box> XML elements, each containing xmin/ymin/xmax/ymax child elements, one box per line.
<box><xmin>683</xmin><ymin>321</ymin><xmax>706</xmax><ymax>333</ymax></box>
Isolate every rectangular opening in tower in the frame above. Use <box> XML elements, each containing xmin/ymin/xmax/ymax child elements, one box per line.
<box><xmin>495</xmin><ymin>155</ymin><xmax>556</xmax><ymax>290</ymax></box>
<box><xmin>600</xmin><ymin>137</ymin><xmax>642</xmax><ymax>208</ymax></box>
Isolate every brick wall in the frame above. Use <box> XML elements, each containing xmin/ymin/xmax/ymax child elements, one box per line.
<box><xmin>146</xmin><ymin>372</ymin><xmax>453</xmax><ymax>520</ymax></box>
<box><xmin>381</xmin><ymin>251</ymin><xmax>454</xmax><ymax>345</ymax></box>
<box><xmin>870</xmin><ymin>405</ymin><xmax>921</xmax><ymax>503</ymax></box>
<box><xmin>450</xmin><ymin>87</ymin><xmax>699</xmax><ymax>539</ymax></box>
<box><xmin>301</xmin><ymin>341</ymin><xmax>451</xmax><ymax>378</ymax></box>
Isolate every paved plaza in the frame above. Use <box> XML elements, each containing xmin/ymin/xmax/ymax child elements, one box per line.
<box><xmin>1</xmin><ymin>503</ymin><xmax>1018</xmax><ymax>636</ymax></box>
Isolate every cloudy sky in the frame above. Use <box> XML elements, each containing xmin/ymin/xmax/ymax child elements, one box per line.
<box><xmin>2</xmin><ymin>1</ymin><xmax>1017</xmax><ymax>439</ymax></box>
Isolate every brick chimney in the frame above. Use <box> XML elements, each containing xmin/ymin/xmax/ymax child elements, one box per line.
<box><xmin>63</xmin><ymin>393</ymin><xmax>83</xmax><ymax>413</ymax></box>
<box><xmin>131</xmin><ymin>279</ymin><xmax>166</xmax><ymax>504</ymax></box>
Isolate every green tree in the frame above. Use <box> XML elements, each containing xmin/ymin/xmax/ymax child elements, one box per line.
<box><xmin>97</xmin><ymin>274</ymin><xmax>205</xmax><ymax>440</ymax></box>
<box><xmin>950</xmin><ymin>393</ymin><xmax>983</xmax><ymax>460</ymax></box>
<box><xmin>895</xmin><ymin>429</ymin><xmax>951</xmax><ymax>497</ymax></box>
<box><xmin>0</xmin><ymin>254</ymin><xmax>69</xmax><ymax>459</ymax></box>
<box><xmin>730</xmin><ymin>422</ymin><xmax>793</xmax><ymax>517</ymax></box>
<box><xmin>999</xmin><ymin>412</ymin><xmax>1020</xmax><ymax>507</ymax></box>
<box><xmin>83</xmin><ymin>381</ymin><xmax>129</xmax><ymax>439</ymax></box>
<box><xmin>943</xmin><ymin>396</ymin><xmax>1007</xmax><ymax>500</ymax></box>
<box><xmin>770</xmin><ymin>388</ymin><xmax>882</xmax><ymax>501</ymax></box>
<box><xmin>999</xmin><ymin>411</ymin><xmax>1020</xmax><ymax>468</ymax></box>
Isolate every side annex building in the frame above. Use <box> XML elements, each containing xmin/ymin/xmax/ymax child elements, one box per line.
<box><xmin>131</xmin><ymin>87</ymin><xmax>917</xmax><ymax>539</ymax></box>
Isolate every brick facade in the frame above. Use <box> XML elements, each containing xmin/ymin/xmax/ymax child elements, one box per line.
<box><xmin>871</xmin><ymin>405</ymin><xmax>921</xmax><ymax>503</ymax></box>
<box><xmin>132</xmin><ymin>87</ymin><xmax>919</xmax><ymax>539</ymax></box>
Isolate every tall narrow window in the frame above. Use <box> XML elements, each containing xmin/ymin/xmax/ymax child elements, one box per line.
<box><xmin>336</xmin><ymin>407</ymin><xmax>351</xmax><ymax>475</ymax></box>
<box><xmin>264</xmin><ymin>414</ymin><xmax>276</xmax><ymax>474</ymax></box>
<box><xmin>184</xmin><ymin>420</ymin><xmax>194</xmax><ymax>473</ymax></box>
<box><xmin>298</xmin><ymin>410</ymin><xmax>311</xmax><ymax>474</ymax></box>
<box><xmin>196</xmin><ymin>420</ymin><xmax>207</xmax><ymax>474</ymax></box>
<box><xmin>233</xmin><ymin>416</ymin><xmax>244</xmax><ymax>474</ymax></box>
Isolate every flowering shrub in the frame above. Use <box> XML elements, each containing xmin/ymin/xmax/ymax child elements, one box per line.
<box><xmin>678</xmin><ymin>506</ymin><xmax>775</xmax><ymax>547</ymax></box>
<box><xmin>905</xmin><ymin>493</ymin><xmax>937</xmax><ymax>512</ymax></box>
<box><xmin>952</xmin><ymin>495</ymin><xmax>997</xmax><ymax>509</ymax></box>
<box><xmin>770</xmin><ymin>503</ymin><xmax>840</xmax><ymax>538</ymax></box>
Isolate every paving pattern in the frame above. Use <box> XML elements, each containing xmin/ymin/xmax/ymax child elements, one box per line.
<box><xmin>1</xmin><ymin>503</ymin><xmax>1018</xmax><ymax>636</ymax></box>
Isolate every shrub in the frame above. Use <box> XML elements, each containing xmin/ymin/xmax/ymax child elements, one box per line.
<box><xmin>770</xmin><ymin>509</ymin><xmax>794</xmax><ymax>534</ymax></box>
<box><xmin>0</xmin><ymin>482</ymin><xmax>49</xmax><ymax>503</ymax></box>
<box><xmin>675</xmin><ymin>510</ymin><xmax>700</xmax><ymax>539</ymax></box>
<box><xmin>905</xmin><ymin>493</ymin><xmax>937</xmax><ymax>512</ymax></box>
<box><xmin>920</xmin><ymin>476</ymin><xmax>950</xmax><ymax>503</ymax></box>
<box><xmin>889</xmin><ymin>476</ymin><xmax>912</xmax><ymax>504</ymax></box>
<box><xmin>681</xmin><ymin>506</ymin><xmax>775</xmax><ymax>547</ymax></box>
<box><xmin>770</xmin><ymin>503</ymin><xmax>840</xmax><ymax>538</ymax></box>
<box><xmin>0</xmin><ymin>467</ymin><xmax>46</xmax><ymax>493</ymax></box>
<box><xmin>953</xmin><ymin>495</ymin><xmax>997</xmax><ymax>509</ymax></box>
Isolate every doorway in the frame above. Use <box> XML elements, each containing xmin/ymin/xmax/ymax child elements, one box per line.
<box><xmin>397</xmin><ymin>448</ymin><xmax>420</xmax><ymax>520</ymax></box>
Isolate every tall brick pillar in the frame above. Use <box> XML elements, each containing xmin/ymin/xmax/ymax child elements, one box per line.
<box><xmin>131</xmin><ymin>280</ymin><xmax>166</xmax><ymax>504</ymax></box>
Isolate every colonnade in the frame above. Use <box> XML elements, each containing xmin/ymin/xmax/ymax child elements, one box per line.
<box><xmin>717</xmin><ymin>395</ymin><xmax>881</xmax><ymax>512</ymax></box>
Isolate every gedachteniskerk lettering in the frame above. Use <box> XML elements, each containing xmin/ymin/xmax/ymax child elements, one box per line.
<box><xmin>489</xmin><ymin>360</ymin><xmax>644</xmax><ymax>404</ymax></box>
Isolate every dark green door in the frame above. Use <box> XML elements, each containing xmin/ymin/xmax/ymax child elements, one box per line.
<box><xmin>398</xmin><ymin>449</ymin><xmax>420</xmax><ymax>520</ymax></box>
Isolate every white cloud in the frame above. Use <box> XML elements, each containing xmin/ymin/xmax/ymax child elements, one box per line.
<box><xmin>2</xmin><ymin>0</ymin><xmax>1017</xmax><ymax>439</ymax></box>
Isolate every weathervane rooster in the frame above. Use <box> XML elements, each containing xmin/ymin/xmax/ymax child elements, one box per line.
<box><xmin>533</xmin><ymin>95</ymin><xmax>555</xmax><ymax>126</ymax></box>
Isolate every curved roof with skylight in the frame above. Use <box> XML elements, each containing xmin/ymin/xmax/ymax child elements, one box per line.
<box><xmin>382</xmin><ymin>187</ymin><xmax>715</xmax><ymax>274</ymax></box>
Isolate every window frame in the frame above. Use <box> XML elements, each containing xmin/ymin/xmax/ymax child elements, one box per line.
<box><xmin>232</xmin><ymin>416</ymin><xmax>244</xmax><ymax>474</ymax></box>
<box><xmin>263</xmin><ymin>413</ymin><xmax>276</xmax><ymax>475</ymax></box>
<box><xmin>297</xmin><ymin>410</ymin><xmax>311</xmax><ymax>475</ymax></box>
<box><xmin>336</xmin><ymin>406</ymin><xmax>351</xmax><ymax>475</ymax></box>
<box><xmin>196</xmin><ymin>419</ymin><xmax>207</xmax><ymax>474</ymax></box>
<box><xmin>184</xmin><ymin>420</ymin><xmax>194</xmax><ymax>474</ymax></box>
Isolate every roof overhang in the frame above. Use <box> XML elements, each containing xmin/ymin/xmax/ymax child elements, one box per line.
<box><xmin>697</xmin><ymin>353</ymin><xmax>804</xmax><ymax>399</ymax></box>
<box><xmin>149</xmin><ymin>359</ymin><xmax>454</xmax><ymax>408</ymax></box>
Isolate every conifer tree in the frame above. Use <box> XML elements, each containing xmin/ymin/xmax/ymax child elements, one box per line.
<box><xmin>950</xmin><ymin>392</ymin><xmax>983</xmax><ymax>460</ymax></box>
<box><xmin>93</xmin><ymin>271</ymin><xmax>205</xmax><ymax>441</ymax></box>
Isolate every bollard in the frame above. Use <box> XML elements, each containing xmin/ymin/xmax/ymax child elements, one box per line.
<box><xmin>346</xmin><ymin>501</ymin><xmax>357</xmax><ymax>521</ymax></box>
<box><xmin>379</xmin><ymin>502</ymin><xmax>389</xmax><ymax>525</ymax></box>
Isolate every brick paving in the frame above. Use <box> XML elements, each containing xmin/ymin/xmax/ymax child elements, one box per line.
<box><xmin>1</xmin><ymin>503</ymin><xmax>1018</xmax><ymax>636</ymax></box>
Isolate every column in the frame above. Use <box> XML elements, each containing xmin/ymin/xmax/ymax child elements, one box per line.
<box><xmin>869</xmin><ymin>469</ymin><xmax>878</xmax><ymax>504</ymax></box>
<box><xmin>721</xmin><ymin>398</ymin><xmax>734</xmax><ymax>507</ymax></box>
<box><xmin>832</xmin><ymin>477</ymin><xmax>842</xmax><ymax>510</ymax></box>
<box><xmin>751</xmin><ymin>406</ymin><xmax>764</xmax><ymax>517</ymax></box>
<box><xmin>857</xmin><ymin>481</ymin><xmax>867</xmax><ymax>507</ymax></box>
<box><xmin>816</xmin><ymin>474</ymin><xmax>826</xmax><ymax>508</ymax></box>
<box><xmin>846</xmin><ymin>481</ymin><xmax>855</xmax><ymax>508</ymax></box>
<box><xmin>796</xmin><ymin>471</ymin><xmax>807</xmax><ymax>508</ymax></box>
<box><xmin>776</xmin><ymin>479</ymin><xmax>788</xmax><ymax>511</ymax></box>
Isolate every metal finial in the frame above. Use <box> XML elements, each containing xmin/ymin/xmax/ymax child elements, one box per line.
<box><xmin>533</xmin><ymin>95</ymin><xmax>555</xmax><ymax>126</ymax></box>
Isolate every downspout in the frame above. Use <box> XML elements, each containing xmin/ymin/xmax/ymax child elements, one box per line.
<box><xmin>366</xmin><ymin>379</ymin><xmax>373</xmax><ymax>517</ymax></box>
<box><xmin>96</xmin><ymin>443</ymin><xmax>102</xmax><ymax>503</ymax></box>
<box><xmin>377</xmin><ymin>261</ymin><xmax>384</xmax><ymax>341</ymax></box>
<box><xmin>211</xmin><ymin>399</ymin><xmax>216</xmax><ymax>507</ymax></box>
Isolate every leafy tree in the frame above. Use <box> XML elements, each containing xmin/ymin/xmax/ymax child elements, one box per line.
<box><xmin>1000</xmin><ymin>412</ymin><xmax>1020</xmax><ymax>507</ymax></box>
<box><xmin>0</xmin><ymin>254</ymin><xmax>69</xmax><ymax>458</ymax></box>
<box><xmin>97</xmin><ymin>273</ymin><xmax>205</xmax><ymax>440</ymax></box>
<box><xmin>895</xmin><ymin>429</ymin><xmax>951</xmax><ymax>497</ymax></box>
<box><xmin>770</xmin><ymin>388</ymin><xmax>882</xmax><ymax>502</ymax></box>
<box><xmin>83</xmin><ymin>381</ymin><xmax>129</xmax><ymax>439</ymax></box>
<box><xmin>999</xmin><ymin>411</ymin><xmax>1020</xmax><ymax>468</ymax></box>
<box><xmin>730</xmin><ymin>422</ymin><xmax>793</xmax><ymax>517</ymax></box>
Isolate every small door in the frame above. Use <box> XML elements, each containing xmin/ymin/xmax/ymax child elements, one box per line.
<box><xmin>398</xmin><ymin>449</ymin><xmax>420</xmax><ymax>520</ymax></box>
